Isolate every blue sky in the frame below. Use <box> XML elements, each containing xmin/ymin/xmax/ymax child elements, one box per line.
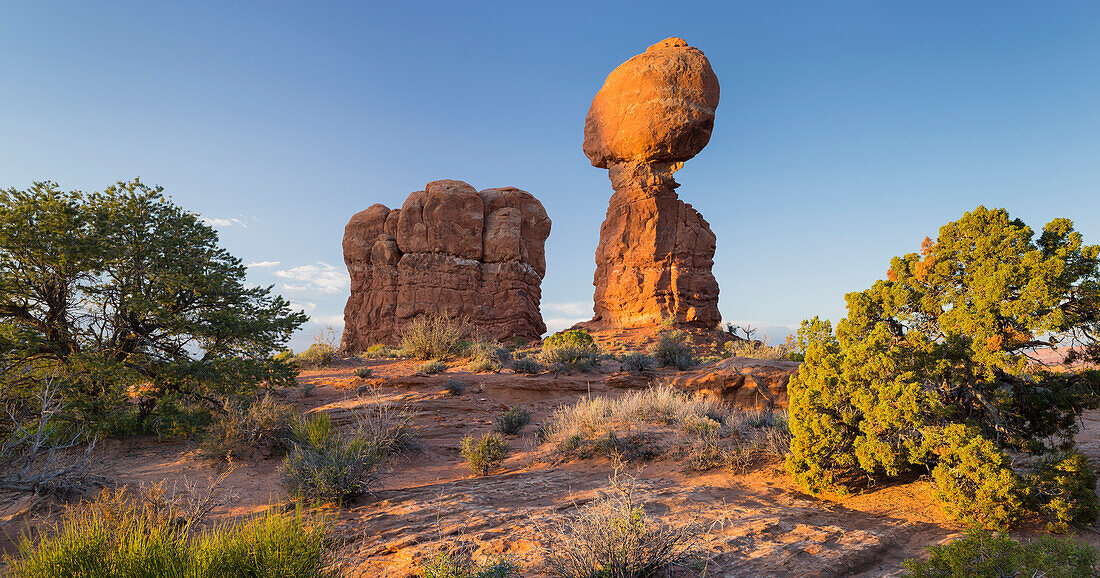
<box><xmin>4</xmin><ymin>1</ymin><xmax>1100</xmax><ymax>350</ymax></box>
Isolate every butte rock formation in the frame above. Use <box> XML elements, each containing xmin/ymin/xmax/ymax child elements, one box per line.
<box><xmin>340</xmin><ymin>180</ymin><xmax>551</xmax><ymax>352</ymax></box>
<box><xmin>581</xmin><ymin>37</ymin><xmax>721</xmax><ymax>332</ymax></box>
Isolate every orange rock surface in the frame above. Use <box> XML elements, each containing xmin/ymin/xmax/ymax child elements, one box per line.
<box><xmin>581</xmin><ymin>38</ymin><xmax>722</xmax><ymax>331</ymax></box>
<box><xmin>340</xmin><ymin>180</ymin><xmax>551</xmax><ymax>351</ymax></box>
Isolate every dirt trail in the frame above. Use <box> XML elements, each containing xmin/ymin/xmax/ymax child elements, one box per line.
<box><xmin>5</xmin><ymin>357</ymin><xmax>1100</xmax><ymax>576</ymax></box>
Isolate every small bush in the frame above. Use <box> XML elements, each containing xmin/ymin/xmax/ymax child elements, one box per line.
<box><xmin>542</xmin><ymin>329</ymin><xmax>595</xmax><ymax>351</ymax></box>
<box><xmin>466</xmin><ymin>339</ymin><xmax>511</xmax><ymax>373</ymax></box>
<box><xmin>650</xmin><ymin>330</ymin><xmax>696</xmax><ymax>370</ymax></box>
<box><xmin>620</xmin><ymin>353</ymin><xmax>655</xmax><ymax>373</ymax></box>
<box><xmin>281</xmin><ymin>404</ymin><xmax>415</xmax><ymax>504</ymax></box>
<box><xmin>420</xmin><ymin>548</ymin><xmax>519</xmax><ymax>578</ymax></box>
<box><xmin>296</xmin><ymin>343</ymin><xmax>336</xmax><ymax>368</ymax></box>
<box><xmin>496</xmin><ymin>407</ymin><xmax>531</xmax><ymax>435</ymax></box>
<box><xmin>354</xmin><ymin>367</ymin><xmax>373</xmax><ymax>379</ymax></box>
<box><xmin>417</xmin><ymin>360</ymin><xmax>448</xmax><ymax>375</ymax></box>
<box><xmin>202</xmin><ymin>394</ymin><xmax>295</xmax><ymax>460</ymax></box>
<box><xmin>445</xmin><ymin>379</ymin><xmax>467</xmax><ymax>396</ymax></box>
<box><xmin>902</xmin><ymin>530</ymin><xmax>1099</xmax><ymax>577</ymax></box>
<box><xmin>460</xmin><ymin>432</ymin><xmax>509</xmax><ymax>476</ymax></box>
<box><xmin>400</xmin><ymin>314</ymin><xmax>468</xmax><ymax>360</ymax></box>
<box><xmin>541</xmin><ymin>475</ymin><xmax>700</xmax><ymax>577</ymax></box>
<box><xmin>4</xmin><ymin>487</ymin><xmax>332</xmax><ymax>578</ymax></box>
<box><xmin>540</xmin><ymin>330</ymin><xmax>599</xmax><ymax>374</ymax></box>
<box><xmin>512</xmin><ymin>357</ymin><xmax>544</xmax><ymax>374</ymax></box>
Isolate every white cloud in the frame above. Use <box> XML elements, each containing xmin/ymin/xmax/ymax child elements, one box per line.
<box><xmin>246</xmin><ymin>260</ymin><xmax>281</xmax><ymax>268</ymax></box>
<box><xmin>310</xmin><ymin>314</ymin><xmax>345</xmax><ymax>327</ymax></box>
<box><xmin>542</xmin><ymin>301</ymin><xmax>591</xmax><ymax>317</ymax></box>
<box><xmin>274</xmin><ymin>262</ymin><xmax>349</xmax><ymax>295</ymax></box>
<box><xmin>544</xmin><ymin>316</ymin><xmax>588</xmax><ymax>335</ymax></box>
<box><xmin>201</xmin><ymin>216</ymin><xmax>248</xmax><ymax>228</ymax></box>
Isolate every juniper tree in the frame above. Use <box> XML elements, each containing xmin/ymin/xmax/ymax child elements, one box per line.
<box><xmin>787</xmin><ymin>206</ymin><xmax>1100</xmax><ymax>529</ymax></box>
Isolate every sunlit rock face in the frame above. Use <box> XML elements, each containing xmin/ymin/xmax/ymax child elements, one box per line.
<box><xmin>581</xmin><ymin>38</ymin><xmax>721</xmax><ymax>331</ymax></box>
<box><xmin>340</xmin><ymin>180</ymin><xmax>551</xmax><ymax>351</ymax></box>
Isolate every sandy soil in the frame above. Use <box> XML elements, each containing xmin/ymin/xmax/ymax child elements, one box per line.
<box><xmin>4</xmin><ymin>357</ymin><xmax>1100</xmax><ymax>577</ymax></box>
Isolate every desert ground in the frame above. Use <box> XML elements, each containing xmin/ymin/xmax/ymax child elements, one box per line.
<box><xmin>7</xmin><ymin>356</ymin><xmax>1100</xmax><ymax>577</ymax></box>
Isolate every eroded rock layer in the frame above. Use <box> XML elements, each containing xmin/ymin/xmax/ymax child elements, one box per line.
<box><xmin>582</xmin><ymin>38</ymin><xmax>722</xmax><ymax>331</ymax></box>
<box><xmin>341</xmin><ymin>180</ymin><xmax>551</xmax><ymax>351</ymax></box>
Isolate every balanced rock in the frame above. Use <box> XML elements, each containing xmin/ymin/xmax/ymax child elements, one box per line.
<box><xmin>341</xmin><ymin>180</ymin><xmax>551</xmax><ymax>351</ymax></box>
<box><xmin>582</xmin><ymin>38</ymin><xmax>722</xmax><ymax>330</ymax></box>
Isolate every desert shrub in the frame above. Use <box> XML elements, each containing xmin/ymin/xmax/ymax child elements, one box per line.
<box><xmin>0</xmin><ymin>180</ymin><xmax>305</xmax><ymax>437</ymax></box>
<box><xmin>417</xmin><ymin>360</ymin><xmax>448</xmax><ymax>375</ymax></box>
<box><xmin>787</xmin><ymin>207</ymin><xmax>1100</xmax><ymax>529</ymax></box>
<box><xmin>689</xmin><ymin>409</ymin><xmax>792</xmax><ymax>473</ymax></box>
<box><xmin>466</xmin><ymin>339</ymin><xmax>511</xmax><ymax>373</ymax></box>
<box><xmin>400</xmin><ymin>314</ymin><xmax>469</xmax><ymax>360</ymax></box>
<box><xmin>4</xmin><ymin>485</ymin><xmax>332</xmax><ymax>578</ymax></box>
<box><xmin>511</xmin><ymin>357</ymin><xmax>543</xmax><ymax>374</ymax></box>
<box><xmin>296</xmin><ymin>343</ymin><xmax>336</xmax><ymax>368</ymax></box>
<box><xmin>496</xmin><ymin>406</ymin><xmax>531</xmax><ymax>435</ymax></box>
<box><xmin>273</xmin><ymin>349</ymin><xmax>296</xmax><ymax>364</ymax></box>
<box><xmin>540</xmin><ymin>329</ymin><xmax>599</xmax><ymax>374</ymax></box>
<box><xmin>201</xmin><ymin>394</ymin><xmax>295</xmax><ymax>460</ymax></box>
<box><xmin>650</xmin><ymin>330</ymin><xmax>696</xmax><ymax>370</ymax></box>
<box><xmin>541</xmin><ymin>475</ymin><xmax>700</xmax><ymax>577</ymax></box>
<box><xmin>445</xmin><ymin>379</ymin><xmax>467</xmax><ymax>396</ymax></box>
<box><xmin>620</xmin><ymin>352</ymin><xmax>656</xmax><ymax>373</ymax></box>
<box><xmin>281</xmin><ymin>404</ymin><xmax>415</xmax><ymax>504</ymax></box>
<box><xmin>724</xmin><ymin>334</ymin><xmax>800</xmax><ymax>361</ymax></box>
<box><xmin>902</xmin><ymin>530</ymin><xmax>1099</xmax><ymax>577</ymax></box>
<box><xmin>354</xmin><ymin>366</ymin><xmax>373</xmax><ymax>379</ymax></box>
<box><xmin>460</xmin><ymin>432</ymin><xmax>509</xmax><ymax>476</ymax></box>
<box><xmin>420</xmin><ymin>548</ymin><xmax>519</xmax><ymax>578</ymax></box>
<box><xmin>1026</xmin><ymin>451</ymin><xmax>1099</xmax><ymax>533</ymax></box>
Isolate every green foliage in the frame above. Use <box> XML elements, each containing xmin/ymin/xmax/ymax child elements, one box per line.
<box><xmin>466</xmin><ymin>339</ymin><xmax>511</xmax><ymax>373</ymax></box>
<box><xmin>496</xmin><ymin>406</ymin><xmax>531</xmax><ymax>435</ymax></box>
<box><xmin>1027</xmin><ymin>451</ymin><xmax>1099</xmax><ymax>533</ymax></box>
<box><xmin>354</xmin><ymin>366</ymin><xmax>373</xmax><ymax>379</ymax></box>
<box><xmin>4</xmin><ymin>488</ymin><xmax>332</xmax><ymax>578</ymax></box>
<box><xmin>417</xmin><ymin>360</ymin><xmax>448</xmax><ymax>375</ymax></box>
<box><xmin>0</xmin><ymin>180</ymin><xmax>306</xmax><ymax>436</ymax></box>
<box><xmin>786</xmin><ymin>206</ymin><xmax>1100</xmax><ymax>528</ymax></box>
<box><xmin>540</xmin><ymin>332</ymin><xmax>598</xmax><ymax>373</ymax></box>
<box><xmin>419</xmin><ymin>549</ymin><xmax>519</xmax><ymax>578</ymax></box>
<box><xmin>460</xmin><ymin>432</ymin><xmax>508</xmax><ymax>476</ymax></box>
<box><xmin>400</xmin><ymin>314</ymin><xmax>468</xmax><ymax>360</ymax></box>
<box><xmin>902</xmin><ymin>530</ymin><xmax>1099</xmax><ymax>577</ymax></box>
<box><xmin>650</xmin><ymin>330</ymin><xmax>696</xmax><ymax>370</ymax></box>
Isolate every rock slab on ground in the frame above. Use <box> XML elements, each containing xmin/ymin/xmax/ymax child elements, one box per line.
<box><xmin>341</xmin><ymin>180</ymin><xmax>551</xmax><ymax>351</ymax></box>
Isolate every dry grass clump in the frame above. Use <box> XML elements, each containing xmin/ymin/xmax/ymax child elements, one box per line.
<box><xmin>466</xmin><ymin>338</ymin><xmax>512</xmax><ymax>373</ymax></box>
<box><xmin>353</xmin><ymin>366</ymin><xmax>373</xmax><ymax>379</ymax></box>
<box><xmin>511</xmin><ymin>357</ymin><xmax>544</xmax><ymax>374</ymax></box>
<box><xmin>201</xmin><ymin>394</ymin><xmax>295</xmax><ymax>460</ymax></box>
<box><xmin>541</xmin><ymin>474</ymin><xmax>701</xmax><ymax>578</ymax></box>
<box><xmin>620</xmin><ymin>352</ymin><xmax>656</xmax><ymax>374</ymax></box>
<box><xmin>543</xmin><ymin>384</ymin><xmax>790</xmax><ymax>470</ymax></box>
<box><xmin>444</xmin><ymin>379</ymin><xmax>467</xmax><ymax>397</ymax></box>
<box><xmin>724</xmin><ymin>334</ymin><xmax>801</xmax><ymax>362</ymax></box>
<box><xmin>280</xmin><ymin>399</ymin><xmax>416</xmax><ymax>504</ymax></box>
<box><xmin>400</xmin><ymin>314</ymin><xmax>469</xmax><ymax>360</ymax></box>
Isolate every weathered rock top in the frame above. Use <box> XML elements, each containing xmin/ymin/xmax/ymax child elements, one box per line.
<box><xmin>582</xmin><ymin>36</ymin><xmax>720</xmax><ymax>169</ymax></box>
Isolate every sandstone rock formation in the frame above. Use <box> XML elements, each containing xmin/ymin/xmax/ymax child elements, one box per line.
<box><xmin>340</xmin><ymin>180</ymin><xmax>551</xmax><ymax>351</ymax></box>
<box><xmin>669</xmin><ymin>356</ymin><xmax>799</xmax><ymax>409</ymax></box>
<box><xmin>581</xmin><ymin>37</ymin><xmax>721</xmax><ymax>331</ymax></box>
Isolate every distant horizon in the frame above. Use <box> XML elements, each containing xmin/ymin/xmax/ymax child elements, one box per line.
<box><xmin>4</xmin><ymin>1</ymin><xmax>1099</xmax><ymax>351</ymax></box>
